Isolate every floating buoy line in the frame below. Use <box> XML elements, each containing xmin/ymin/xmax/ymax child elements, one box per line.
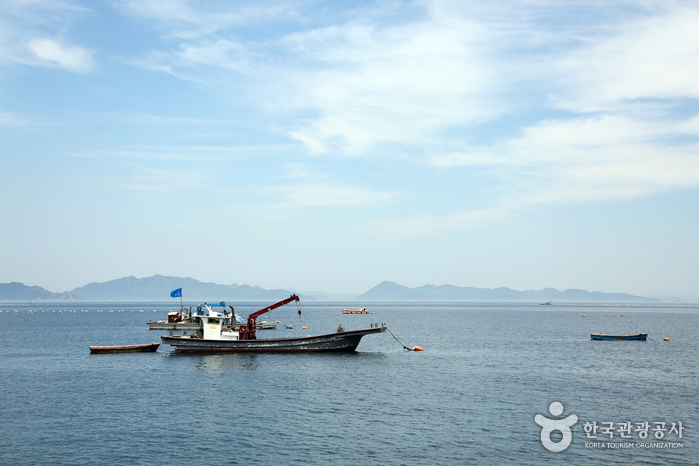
<box><xmin>385</xmin><ymin>326</ymin><xmax>422</xmax><ymax>352</ymax></box>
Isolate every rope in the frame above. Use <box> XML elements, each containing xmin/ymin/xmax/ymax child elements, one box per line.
<box><xmin>386</xmin><ymin>326</ymin><xmax>413</xmax><ymax>351</ymax></box>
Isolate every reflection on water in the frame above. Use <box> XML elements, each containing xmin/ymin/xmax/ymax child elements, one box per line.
<box><xmin>192</xmin><ymin>353</ymin><xmax>260</xmax><ymax>372</ymax></box>
<box><xmin>185</xmin><ymin>350</ymin><xmax>388</xmax><ymax>373</ymax></box>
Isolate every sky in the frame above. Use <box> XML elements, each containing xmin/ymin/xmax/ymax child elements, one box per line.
<box><xmin>1</xmin><ymin>0</ymin><xmax>698</xmax><ymax>301</ymax></box>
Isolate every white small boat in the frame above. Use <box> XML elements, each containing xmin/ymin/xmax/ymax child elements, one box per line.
<box><xmin>256</xmin><ymin>320</ymin><xmax>281</xmax><ymax>330</ymax></box>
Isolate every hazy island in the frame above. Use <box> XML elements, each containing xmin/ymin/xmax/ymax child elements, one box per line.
<box><xmin>0</xmin><ymin>275</ymin><xmax>663</xmax><ymax>303</ymax></box>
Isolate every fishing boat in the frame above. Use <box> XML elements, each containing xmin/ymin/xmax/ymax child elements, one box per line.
<box><xmin>90</xmin><ymin>343</ymin><xmax>160</xmax><ymax>354</ymax></box>
<box><xmin>590</xmin><ymin>333</ymin><xmax>647</xmax><ymax>341</ymax></box>
<box><xmin>147</xmin><ymin>302</ymin><xmax>239</xmax><ymax>330</ymax></box>
<box><xmin>342</xmin><ymin>308</ymin><xmax>369</xmax><ymax>314</ymax></box>
<box><xmin>147</xmin><ymin>315</ymin><xmax>200</xmax><ymax>330</ymax></box>
<box><xmin>161</xmin><ymin>295</ymin><xmax>387</xmax><ymax>353</ymax></box>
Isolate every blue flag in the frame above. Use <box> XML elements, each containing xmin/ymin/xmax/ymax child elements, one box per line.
<box><xmin>170</xmin><ymin>288</ymin><xmax>182</xmax><ymax>298</ymax></box>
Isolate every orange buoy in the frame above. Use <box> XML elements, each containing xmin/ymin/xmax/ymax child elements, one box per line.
<box><xmin>664</xmin><ymin>338</ymin><xmax>671</xmax><ymax>341</ymax></box>
<box><xmin>621</xmin><ymin>314</ymin><xmax>624</xmax><ymax>316</ymax></box>
<box><xmin>605</xmin><ymin>314</ymin><xmax>607</xmax><ymax>316</ymax></box>
<box><xmin>302</xmin><ymin>326</ymin><xmax>308</xmax><ymax>329</ymax></box>
<box><xmin>413</xmin><ymin>345</ymin><xmax>423</xmax><ymax>351</ymax></box>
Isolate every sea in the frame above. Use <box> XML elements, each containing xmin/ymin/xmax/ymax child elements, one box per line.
<box><xmin>0</xmin><ymin>301</ymin><xmax>696</xmax><ymax>465</ymax></box>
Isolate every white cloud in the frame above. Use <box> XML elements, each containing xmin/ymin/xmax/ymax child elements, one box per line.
<box><xmin>94</xmin><ymin>0</ymin><xmax>699</xmax><ymax>232</ymax></box>
<box><xmin>429</xmin><ymin>114</ymin><xmax>699</xmax><ymax>207</ymax></box>
<box><xmin>554</xmin><ymin>6</ymin><xmax>699</xmax><ymax>111</ymax></box>
<box><xmin>25</xmin><ymin>38</ymin><xmax>94</xmax><ymax>72</ymax></box>
<box><xmin>124</xmin><ymin>2</ymin><xmax>505</xmax><ymax>155</ymax></box>
<box><xmin>276</xmin><ymin>15</ymin><xmax>501</xmax><ymax>155</ymax></box>
<box><xmin>0</xmin><ymin>1</ymin><xmax>92</xmax><ymax>70</ymax></box>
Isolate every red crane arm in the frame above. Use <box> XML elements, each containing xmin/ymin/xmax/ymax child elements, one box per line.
<box><xmin>247</xmin><ymin>294</ymin><xmax>299</xmax><ymax>323</ymax></box>
<box><xmin>240</xmin><ymin>294</ymin><xmax>300</xmax><ymax>340</ymax></box>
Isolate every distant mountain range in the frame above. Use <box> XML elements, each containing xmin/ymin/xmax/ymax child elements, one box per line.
<box><xmin>0</xmin><ymin>282</ymin><xmax>81</xmax><ymax>302</ymax></box>
<box><xmin>355</xmin><ymin>281</ymin><xmax>661</xmax><ymax>303</ymax></box>
<box><xmin>0</xmin><ymin>276</ymin><xmax>662</xmax><ymax>303</ymax></box>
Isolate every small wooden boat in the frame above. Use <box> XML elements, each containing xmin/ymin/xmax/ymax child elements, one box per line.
<box><xmin>342</xmin><ymin>308</ymin><xmax>369</xmax><ymax>314</ymax></box>
<box><xmin>90</xmin><ymin>343</ymin><xmax>160</xmax><ymax>354</ymax></box>
<box><xmin>590</xmin><ymin>333</ymin><xmax>647</xmax><ymax>341</ymax></box>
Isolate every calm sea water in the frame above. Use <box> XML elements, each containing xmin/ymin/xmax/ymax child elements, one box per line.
<box><xmin>0</xmin><ymin>301</ymin><xmax>696</xmax><ymax>465</ymax></box>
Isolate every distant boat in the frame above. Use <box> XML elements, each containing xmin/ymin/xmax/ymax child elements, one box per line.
<box><xmin>590</xmin><ymin>333</ymin><xmax>647</xmax><ymax>341</ymax></box>
<box><xmin>540</xmin><ymin>301</ymin><xmax>552</xmax><ymax>305</ymax></box>
<box><xmin>343</xmin><ymin>308</ymin><xmax>369</xmax><ymax>314</ymax></box>
<box><xmin>90</xmin><ymin>343</ymin><xmax>160</xmax><ymax>354</ymax></box>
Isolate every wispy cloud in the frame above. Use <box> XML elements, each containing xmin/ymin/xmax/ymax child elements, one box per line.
<box><xmin>553</xmin><ymin>6</ymin><xmax>699</xmax><ymax>112</ymax></box>
<box><xmin>264</xmin><ymin>11</ymin><xmax>504</xmax><ymax>155</ymax></box>
<box><xmin>127</xmin><ymin>4</ymin><xmax>505</xmax><ymax>154</ymax></box>
<box><xmin>0</xmin><ymin>1</ymin><xmax>94</xmax><ymax>71</ymax></box>
<box><xmin>114</xmin><ymin>0</ymin><xmax>699</xmax><ymax>232</ymax></box>
<box><xmin>116</xmin><ymin>0</ymin><xmax>295</xmax><ymax>38</ymax></box>
<box><xmin>6</xmin><ymin>0</ymin><xmax>698</xmax><ymax>236</ymax></box>
<box><xmin>429</xmin><ymin>114</ymin><xmax>699</xmax><ymax>207</ymax></box>
<box><xmin>25</xmin><ymin>38</ymin><xmax>94</xmax><ymax>72</ymax></box>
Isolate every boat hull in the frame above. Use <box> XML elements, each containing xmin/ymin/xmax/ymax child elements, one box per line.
<box><xmin>591</xmin><ymin>333</ymin><xmax>647</xmax><ymax>341</ymax></box>
<box><xmin>90</xmin><ymin>343</ymin><xmax>161</xmax><ymax>354</ymax></box>
<box><xmin>161</xmin><ymin>326</ymin><xmax>386</xmax><ymax>353</ymax></box>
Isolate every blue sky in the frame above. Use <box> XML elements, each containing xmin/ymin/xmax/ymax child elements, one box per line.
<box><xmin>1</xmin><ymin>0</ymin><xmax>698</xmax><ymax>300</ymax></box>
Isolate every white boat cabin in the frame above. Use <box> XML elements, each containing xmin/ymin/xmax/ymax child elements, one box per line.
<box><xmin>198</xmin><ymin>314</ymin><xmax>240</xmax><ymax>341</ymax></box>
